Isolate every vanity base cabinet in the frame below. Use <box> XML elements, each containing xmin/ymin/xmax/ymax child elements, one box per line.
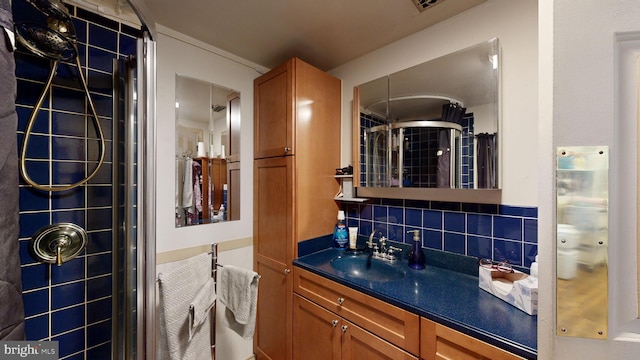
<box><xmin>293</xmin><ymin>294</ymin><xmax>341</xmax><ymax>360</ymax></box>
<box><xmin>420</xmin><ymin>318</ymin><xmax>525</xmax><ymax>360</ymax></box>
<box><xmin>294</xmin><ymin>267</ymin><xmax>420</xmax><ymax>356</ymax></box>
<box><xmin>293</xmin><ymin>294</ymin><xmax>418</xmax><ymax>360</ymax></box>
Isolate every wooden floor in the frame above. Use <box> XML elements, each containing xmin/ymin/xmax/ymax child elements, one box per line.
<box><xmin>556</xmin><ymin>264</ymin><xmax>608</xmax><ymax>339</ymax></box>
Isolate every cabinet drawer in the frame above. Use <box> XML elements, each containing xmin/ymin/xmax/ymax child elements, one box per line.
<box><xmin>294</xmin><ymin>267</ymin><xmax>420</xmax><ymax>355</ymax></box>
<box><xmin>421</xmin><ymin>318</ymin><xmax>525</xmax><ymax>360</ymax></box>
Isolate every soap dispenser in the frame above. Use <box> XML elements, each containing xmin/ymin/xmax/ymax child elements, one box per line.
<box><xmin>407</xmin><ymin>230</ymin><xmax>425</xmax><ymax>270</ymax></box>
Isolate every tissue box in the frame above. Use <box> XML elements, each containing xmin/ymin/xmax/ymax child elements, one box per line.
<box><xmin>478</xmin><ymin>266</ymin><xmax>538</xmax><ymax>315</ymax></box>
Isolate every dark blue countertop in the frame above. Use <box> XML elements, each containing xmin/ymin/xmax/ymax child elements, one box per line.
<box><xmin>293</xmin><ymin>239</ymin><xmax>537</xmax><ymax>359</ymax></box>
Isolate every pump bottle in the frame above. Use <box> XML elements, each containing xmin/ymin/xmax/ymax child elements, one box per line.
<box><xmin>333</xmin><ymin>210</ymin><xmax>348</xmax><ymax>249</ymax></box>
<box><xmin>407</xmin><ymin>230</ymin><xmax>425</xmax><ymax>270</ymax></box>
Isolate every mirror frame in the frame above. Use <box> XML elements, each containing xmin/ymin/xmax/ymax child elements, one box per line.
<box><xmin>352</xmin><ymin>39</ymin><xmax>502</xmax><ymax>204</ymax></box>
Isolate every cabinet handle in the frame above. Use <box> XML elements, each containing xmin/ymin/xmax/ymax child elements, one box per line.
<box><xmin>284</xmin><ymin>146</ymin><xmax>291</xmax><ymax>152</ymax></box>
<box><xmin>284</xmin><ymin>268</ymin><xmax>291</xmax><ymax>275</ymax></box>
<box><xmin>341</xmin><ymin>325</ymin><xmax>348</xmax><ymax>333</ymax></box>
<box><xmin>331</xmin><ymin>320</ymin><xmax>338</xmax><ymax>327</ymax></box>
<box><xmin>337</xmin><ymin>297</ymin><xmax>344</xmax><ymax>305</ymax></box>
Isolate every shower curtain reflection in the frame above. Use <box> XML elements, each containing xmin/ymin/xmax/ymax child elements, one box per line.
<box><xmin>476</xmin><ymin>133</ymin><xmax>497</xmax><ymax>189</ymax></box>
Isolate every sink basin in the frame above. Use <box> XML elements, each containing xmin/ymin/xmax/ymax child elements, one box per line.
<box><xmin>330</xmin><ymin>255</ymin><xmax>405</xmax><ymax>282</ymax></box>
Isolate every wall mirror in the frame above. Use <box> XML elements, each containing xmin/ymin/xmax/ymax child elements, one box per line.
<box><xmin>556</xmin><ymin>146</ymin><xmax>608</xmax><ymax>339</ymax></box>
<box><xmin>175</xmin><ymin>74</ymin><xmax>241</xmax><ymax>227</ymax></box>
<box><xmin>353</xmin><ymin>38</ymin><xmax>501</xmax><ymax>203</ymax></box>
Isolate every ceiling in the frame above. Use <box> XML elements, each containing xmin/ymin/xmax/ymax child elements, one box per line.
<box><xmin>143</xmin><ymin>0</ymin><xmax>486</xmax><ymax>71</ymax></box>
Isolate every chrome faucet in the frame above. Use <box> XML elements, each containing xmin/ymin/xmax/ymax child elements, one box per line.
<box><xmin>367</xmin><ymin>230</ymin><xmax>382</xmax><ymax>249</ymax></box>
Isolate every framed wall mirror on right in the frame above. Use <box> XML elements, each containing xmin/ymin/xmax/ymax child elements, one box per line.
<box><xmin>353</xmin><ymin>38</ymin><xmax>501</xmax><ymax>204</ymax></box>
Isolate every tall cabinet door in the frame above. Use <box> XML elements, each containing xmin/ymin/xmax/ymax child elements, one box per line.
<box><xmin>254</xmin><ymin>156</ymin><xmax>294</xmax><ymax>360</ymax></box>
<box><xmin>254</xmin><ymin>59</ymin><xmax>294</xmax><ymax>159</ymax></box>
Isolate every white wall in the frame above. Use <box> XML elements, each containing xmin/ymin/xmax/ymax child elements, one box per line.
<box><xmin>330</xmin><ymin>0</ymin><xmax>538</xmax><ymax>207</ymax></box>
<box><xmin>155</xmin><ymin>25</ymin><xmax>267</xmax><ymax>253</ymax></box>
<box><xmin>539</xmin><ymin>1</ymin><xmax>640</xmax><ymax>359</ymax></box>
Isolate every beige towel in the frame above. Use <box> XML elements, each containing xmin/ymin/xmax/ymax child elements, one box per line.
<box><xmin>218</xmin><ymin>265</ymin><xmax>259</xmax><ymax>339</ymax></box>
<box><xmin>157</xmin><ymin>253</ymin><xmax>213</xmax><ymax>360</ymax></box>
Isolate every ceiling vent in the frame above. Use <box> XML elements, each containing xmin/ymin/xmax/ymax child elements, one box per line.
<box><xmin>212</xmin><ymin>104</ymin><xmax>226</xmax><ymax>112</ymax></box>
<box><xmin>412</xmin><ymin>0</ymin><xmax>447</xmax><ymax>12</ymax></box>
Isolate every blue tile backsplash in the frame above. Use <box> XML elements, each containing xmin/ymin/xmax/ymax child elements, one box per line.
<box><xmin>13</xmin><ymin>2</ymin><xmax>140</xmax><ymax>359</ymax></box>
<box><xmin>342</xmin><ymin>200</ymin><xmax>538</xmax><ymax>268</ymax></box>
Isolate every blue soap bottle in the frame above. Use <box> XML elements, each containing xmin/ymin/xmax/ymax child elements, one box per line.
<box><xmin>333</xmin><ymin>210</ymin><xmax>348</xmax><ymax>249</ymax></box>
<box><xmin>407</xmin><ymin>230</ymin><xmax>425</xmax><ymax>269</ymax></box>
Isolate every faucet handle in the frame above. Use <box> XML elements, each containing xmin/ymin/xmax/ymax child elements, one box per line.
<box><xmin>386</xmin><ymin>246</ymin><xmax>402</xmax><ymax>260</ymax></box>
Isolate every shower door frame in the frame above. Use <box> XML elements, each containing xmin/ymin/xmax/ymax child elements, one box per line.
<box><xmin>136</xmin><ymin>33</ymin><xmax>157</xmax><ymax>360</ymax></box>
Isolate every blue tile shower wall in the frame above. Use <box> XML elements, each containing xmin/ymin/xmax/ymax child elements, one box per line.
<box><xmin>342</xmin><ymin>200</ymin><xmax>538</xmax><ymax>268</ymax></box>
<box><xmin>13</xmin><ymin>2</ymin><xmax>139</xmax><ymax>359</ymax></box>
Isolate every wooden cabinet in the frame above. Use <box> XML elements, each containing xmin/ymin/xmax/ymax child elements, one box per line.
<box><xmin>294</xmin><ymin>267</ymin><xmax>420</xmax><ymax>357</ymax></box>
<box><xmin>193</xmin><ymin>157</ymin><xmax>211</xmax><ymax>222</ymax></box>
<box><xmin>227</xmin><ymin>161</ymin><xmax>240</xmax><ymax>221</ymax></box>
<box><xmin>293</xmin><ymin>294</ymin><xmax>341</xmax><ymax>360</ymax></box>
<box><xmin>210</xmin><ymin>158</ymin><xmax>226</xmax><ymax>212</ymax></box>
<box><xmin>420</xmin><ymin>318</ymin><xmax>525</xmax><ymax>360</ymax></box>
<box><xmin>253</xmin><ymin>58</ymin><xmax>341</xmax><ymax>360</ymax></box>
<box><xmin>294</xmin><ymin>294</ymin><xmax>417</xmax><ymax>360</ymax></box>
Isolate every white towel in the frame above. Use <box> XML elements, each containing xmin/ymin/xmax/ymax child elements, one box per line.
<box><xmin>182</xmin><ymin>158</ymin><xmax>193</xmax><ymax>211</ymax></box>
<box><xmin>189</xmin><ymin>278</ymin><xmax>216</xmax><ymax>341</ymax></box>
<box><xmin>157</xmin><ymin>253</ymin><xmax>213</xmax><ymax>360</ymax></box>
<box><xmin>218</xmin><ymin>265</ymin><xmax>259</xmax><ymax>339</ymax></box>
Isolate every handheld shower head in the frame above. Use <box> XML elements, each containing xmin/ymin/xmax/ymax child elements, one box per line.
<box><xmin>15</xmin><ymin>22</ymin><xmax>76</xmax><ymax>61</ymax></box>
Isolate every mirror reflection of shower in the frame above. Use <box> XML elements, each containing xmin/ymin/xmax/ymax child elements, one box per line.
<box><xmin>364</xmin><ymin>118</ymin><xmax>463</xmax><ymax>189</ymax></box>
<box><xmin>365</xmin><ymin>124</ymin><xmax>389</xmax><ymax>187</ymax></box>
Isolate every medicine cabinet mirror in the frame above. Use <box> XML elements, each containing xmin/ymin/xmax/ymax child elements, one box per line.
<box><xmin>175</xmin><ymin>74</ymin><xmax>241</xmax><ymax>227</ymax></box>
<box><xmin>353</xmin><ymin>38</ymin><xmax>501</xmax><ymax>203</ymax></box>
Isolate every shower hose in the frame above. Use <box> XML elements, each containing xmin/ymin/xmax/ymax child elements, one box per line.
<box><xmin>17</xmin><ymin>12</ymin><xmax>106</xmax><ymax>192</ymax></box>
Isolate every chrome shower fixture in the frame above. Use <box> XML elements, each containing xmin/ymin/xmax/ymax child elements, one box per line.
<box><xmin>412</xmin><ymin>0</ymin><xmax>447</xmax><ymax>12</ymax></box>
<box><xmin>30</xmin><ymin>223</ymin><xmax>88</xmax><ymax>266</ymax></box>
<box><xmin>212</xmin><ymin>104</ymin><xmax>226</xmax><ymax>112</ymax></box>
